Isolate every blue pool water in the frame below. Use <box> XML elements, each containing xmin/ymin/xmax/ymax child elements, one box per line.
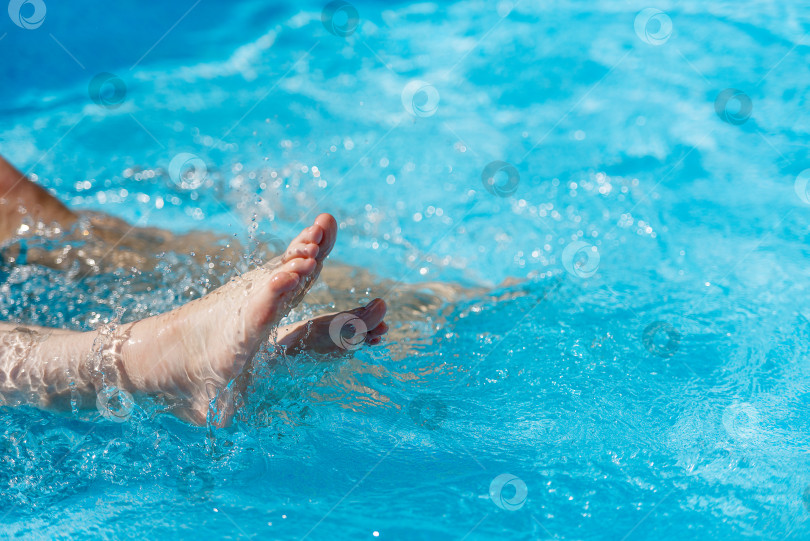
<box><xmin>2</xmin><ymin>0</ymin><xmax>810</xmax><ymax>538</ymax></box>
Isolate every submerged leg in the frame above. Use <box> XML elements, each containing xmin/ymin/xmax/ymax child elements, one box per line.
<box><xmin>0</xmin><ymin>154</ymin><xmax>244</xmax><ymax>275</ymax></box>
<box><xmin>276</xmin><ymin>298</ymin><xmax>389</xmax><ymax>355</ymax></box>
<box><xmin>0</xmin><ymin>154</ymin><xmax>77</xmax><ymax>242</ymax></box>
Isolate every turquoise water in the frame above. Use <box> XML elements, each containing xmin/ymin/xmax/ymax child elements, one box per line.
<box><xmin>2</xmin><ymin>0</ymin><xmax>810</xmax><ymax>538</ymax></box>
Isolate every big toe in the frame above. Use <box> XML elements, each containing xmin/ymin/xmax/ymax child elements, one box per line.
<box><xmin>358</xmin><ymin>298</ymin><xmax>386</xmax><ymax>328</ymax></box>
<box><xmin>341</xmin><ymin>298</ymin><xmax>386</xmax><ymax>336</ymax></box>
<box><xmin>313</xmin><ymin>213</ymin><xmax>337</xmax><ymax>261</ymax></box>
<box><xmin>278</xmin><ymin>255</ymin><xmax>317</xmax><ymax>282</ymax></box>
<box><xmin>282</xmin><ymin>213</ymin><xmax>337</xmax><ymax>263</ymax></box>
<box><xmin>318</xmin><ymin>298</ymin><xmax>387</xmax><ymax>353</ymax></box>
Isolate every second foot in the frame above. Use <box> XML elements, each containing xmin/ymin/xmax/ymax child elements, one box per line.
<box><xmin>277</xmin><ymin>298</ymin><xmax>388</xmax><ymax>356</ymax></box>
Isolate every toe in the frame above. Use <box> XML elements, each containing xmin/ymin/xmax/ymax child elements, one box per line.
<box><xmin>369</xmin><ymin>321</ymin><xmax>388</xmax><ymax>336</ymax></box>
<box><xmin>282</xmin><ymin>213</ymin><xmax>336</xmax><ymax>263</ymax></box>
<box><xmin>356</xmin><ymin>298</ymin><xmax>386</xmax><ymax>329</ymax></box>
<box><xmin>283</xmin><ymin>226</ymin><xmax>323</xmax><ymax>262</ymax></box>
<box><xmin>284</xmin><ymin>242</ymin><xmax>319</xmax><ymax>261</ymax></box>
<box><xmin>281</xmin><ymin>256</ymin><xmax>317</xmax><ymax>277</ymax></box>
<box><xmin>313</xmin><ymin>213</ymin><xmax>337</xmax><ymax>260</ymax></box>
<box><xmin>363</xmin><ymin>297</ymin><xmax>386</xmax><ymax>316</ymax></box>
<box><xmin>296</xmin><ymin>224</ymin><xmax>323</xmax><ymax>244</ymax></box>
<box><xmin>269</xmin><ymin>269</ymin><xmax>301</xmax><ymax>292</ymax></box>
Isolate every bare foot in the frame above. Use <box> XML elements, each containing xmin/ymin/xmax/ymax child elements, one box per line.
<box><xmin>277</xmin><ymin>298</ymin><xmax>388</xmax><ymax>356</ymax></box>
<box><xmin>116</xmin><ymin>213</ymin><xmax>338</xmax><ymax>425</ymax></box>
